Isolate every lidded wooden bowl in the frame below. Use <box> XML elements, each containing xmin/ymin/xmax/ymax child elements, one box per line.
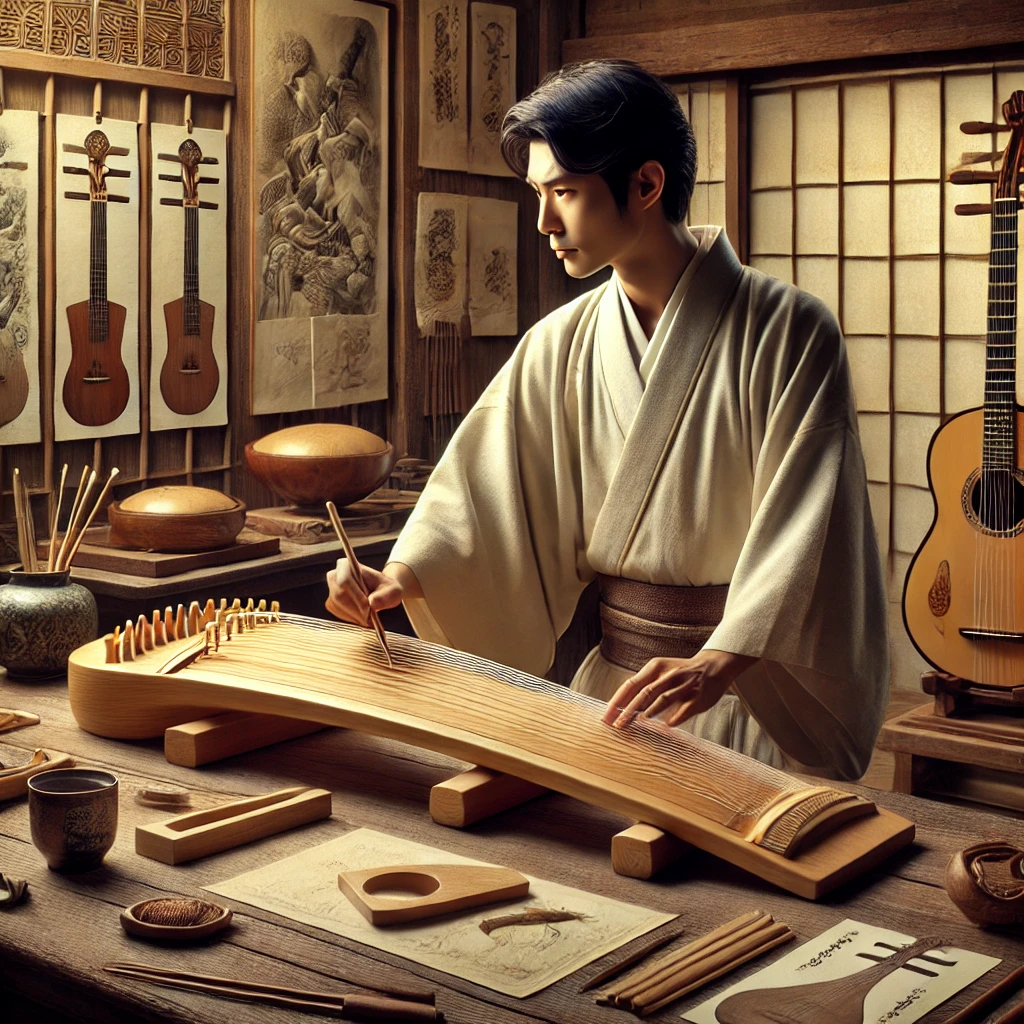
<box><xmin>244</xmin><ymin>424</ymin><xmax>398</xmax><ymax>508</ymax></box>
<box><xmin>107</xmin><ymin>486</ymin><xmax>246</xmax><ymax>552</ymax></box>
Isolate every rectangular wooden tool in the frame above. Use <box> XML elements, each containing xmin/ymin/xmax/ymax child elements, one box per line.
<box><xmin>136</xmin><ymin>786</ymin><xmax>332</xmax><ymax>865</ymax></box>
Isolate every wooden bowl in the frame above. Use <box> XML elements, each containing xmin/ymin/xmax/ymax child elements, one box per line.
<box><xmin>946</xmin><ymin>840</ymin><xmax>1024</xmax><ymax>927</ymax></box>
<box><xmin>120</xmin><ymin>897</ymin><xmax>232</xmax><ymax>943</ymax></box>
<box><xmin>107</xmin><ymin>486</ymin><xmax>246</xmax><ymax>553</ymax></box>
<box><xmin>244</xmin><ymin>424</ymin><xmax>398</xmax><ymax>508</ymax></box>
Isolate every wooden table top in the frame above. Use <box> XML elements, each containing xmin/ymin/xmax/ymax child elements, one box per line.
<box><xmin>2</xmin><ymin>678</ymin><xmax>1023</xmax><ymax>1024</ymax></box>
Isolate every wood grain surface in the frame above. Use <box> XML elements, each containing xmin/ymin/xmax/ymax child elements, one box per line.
<box><xmin>1</xmin><ymin>678</ymin><xmax>1023</xmax><ymax>1024</ymax></box>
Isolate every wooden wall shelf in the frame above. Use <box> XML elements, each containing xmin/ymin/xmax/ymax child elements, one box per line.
<box><xmin>0</xmin><ymin>48</ymin><xmax>234</xmax><ymax>96</ymax></box>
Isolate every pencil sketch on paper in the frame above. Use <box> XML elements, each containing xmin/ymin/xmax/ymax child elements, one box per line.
<box><xmin>414</xmin><ymin>192</ymin><xmax>468</xmax><ymax>332</ymax></box>
<box><xmin>418</xmin><ymin>0</ymin><xmax>468</xmax><ymax>170</ymax></box>
<box><xmin>252</xmin><ymin>0</ymin><xmax>388</xmax><ymax>414</ymax></box>
<box><xmin>312</xmin><ymin>314</ymin><xmax>386</xmax><ymax>407</ymax></box>
<box><xmin>0</xmin><ymin>111</ymin><xmax>40</xmax><ymax>444</ymax></box>
<box><xmin>468</xmin><ymin>196</ymin><xmax>516</xmax><ymax>336</ymax></box>
<box><xmin>468</xmin><ymin>3</ymin><xmax>515</xmax><ymax>177</ymax></box>
<box><xmin>252</xmin><ymin>319</ymin><xmax>313</xmax><ymax>415</ymax></box>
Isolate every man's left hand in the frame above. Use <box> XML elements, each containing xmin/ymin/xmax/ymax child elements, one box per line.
<box><xmin>602</xmin><ymin>649</ymin><xmax>758</xmax><ymax>730</ymax></box>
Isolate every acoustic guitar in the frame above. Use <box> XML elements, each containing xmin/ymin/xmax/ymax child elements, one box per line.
<box><xmin>62</xmin><ymin>129</ymin><xmax>130</xmax><ymax>427</ymax></box>
<box><xmin>0</xmin><ymin>276</ymin><xmax>29</xmax><ymax>427</ymax></box>
<box><xmin>903</xmin><ymin>91</ymin><xmax>1024</xmax><ymax>690</ymax></box>
<box><xmin>159</xmin><ymin>139</ymin><xmax>218</xmax><ymax>416</ymax></box>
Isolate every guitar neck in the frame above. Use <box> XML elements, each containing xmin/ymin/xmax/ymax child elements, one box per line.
<box><xmin>88</xmin><ymin>199</ymin><xmax>108</xmax><ymax>342</ymax></box>
<box><xmin>982</xmin><ymin>197</ymin><xmax>1020</xmax><ymax>470</ymax></box>
<box><xmin>183</xmin><ymin>205</ymin><xmax>200</xmax><ymax>335</ymax></box>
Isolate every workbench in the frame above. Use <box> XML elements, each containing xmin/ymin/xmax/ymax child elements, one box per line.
<box><xmin>2</xmin><ymin>676</ymin><xmax>1023</xmax><ymax>1024</ymax></box>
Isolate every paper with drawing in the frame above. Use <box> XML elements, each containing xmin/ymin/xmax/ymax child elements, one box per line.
<box><xmin>684</xmin><ymin>919</ymin><xmax>999</xmax><ymax>1024</ymax></box>
<box><xmin>206</xmin><ymin>827</ymin><xmax>676</xmax><ymax>997</ymax></box>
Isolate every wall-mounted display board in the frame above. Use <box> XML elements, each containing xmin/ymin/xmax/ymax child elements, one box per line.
<box><xmin>54</xmin><ymin>112</ymin><xmax>139</xmax><ymax>441</ymax></box>
<box><xmin>418</xmin><ymin>0</ymin><xmax>468</xmax><ymax>171</ymax></box>
<box><xmin>150</xmin><ymin>122</ymin><xmax>227</xmax><ymax>430</ymax></box>
<box><xmin>467</xmin><ymin>196</ymin><xmax>516</xmax><ymax>335</ymax></box>
<box><xmin>467</xmin><ymin>2</ymin><xmax>514</xmax><ymax>177</ymax></box>
<box><xmin>0</xmin><ymin>0</ymin><xmax>226</xmax><ymax>78</ymax></box>
<box><xmin>251</xmin><ymin>0</ymin><xmax>388</xmax><ymax>415</ymax></box>
<box><xmin>0</xmin><ymin>109</ymin><xmax>41</xmax><ymax>445</ymax></box>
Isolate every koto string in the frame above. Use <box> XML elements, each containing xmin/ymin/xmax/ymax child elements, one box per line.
<box><xmin>186</xmin><ymin>612</ymin><xmax>813</xmax><ymax>830</ymax></box>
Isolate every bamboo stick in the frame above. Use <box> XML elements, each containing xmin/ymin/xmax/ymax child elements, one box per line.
<box><xmin>61</xmin><ymin>468</ymin><xmax>119</xmax><ymax>571</ymax></box>
<box><xmin>578</xmin><ymin>927</ymin><xmax>686</xmax><ymax>993</ymax></box>
<box><xmin>12</xmin><ymin>469</ymin><xmax>29</xmax><ymax>570</ymax></box>
<box><xmin>606</xmin><ymin>910</ymin><xmax>768</xmax><ymax>1002</ymax></box>
<box><xmin>615</xmin><ymin>915</ymin><xmax>778</xmax><ymax>1006</ymax></box>
<box><xmin>639</xmin><ymin>927</ymin><xmax>796</xmax><ymax>1016</ymax></box>
<box><xmin>47</xmin><ymin>463</ymin><xmax>69</xmax><ymax>571</ymax></box>
<box><xmin>631</xmin><ymin>921</ymin><xmax>793</xmax><ymax>1012</ymax></box>
<box><xmin>55</xmin><ymin>465</ymin><xmax>90</xmax><ymax>572</ymax></box>
<box><xmin>55</xmin><ymin>469</ymin><xmax>96</xmax><ymax>572</ymax></box>
<box><xmin>23</xmin><ymin>480</ymin><xmax>37</xmax><ymax>571</ymax></box>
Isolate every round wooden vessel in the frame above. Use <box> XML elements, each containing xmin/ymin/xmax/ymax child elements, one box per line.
<box><xmin>120</xmin><ymin>897</ymin><xmax>232</xmax><ymax>943</ymax></box>
<box><xmin>107</xmin><ymin>486</ymin><xmax>246</xmax><ymax>552</ymax></box>
<box><xmin>244</xmin><ymin>424</ymin><xmax>398</xmax><ymax>508</ymax></box>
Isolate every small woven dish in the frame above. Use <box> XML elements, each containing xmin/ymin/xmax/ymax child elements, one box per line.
<box><xmin>120</xmin><ymin>897</ymin><xmax>232</xmax><ymax>943</ymax></box>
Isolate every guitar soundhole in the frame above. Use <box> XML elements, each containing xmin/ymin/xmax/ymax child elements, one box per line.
<box><xmin>964</xmin><ymin>469</ymin><xmax>1024</xmax><ymax>536</ymax></box>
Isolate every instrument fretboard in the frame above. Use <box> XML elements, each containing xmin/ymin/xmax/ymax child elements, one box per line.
<box><xmin>88</xmin><ymin>198</ymin><xmax>108</xmax><ymax>343</ymax></box>
<box><xmin>983</xmin><ymin>197</ymin><xmax>1019</xmax><ymax>471</ymax></box>
<box><xmin>183</xmin><ymin>204</ymin><xmax>200</xmax><ymax>336</ymax></box>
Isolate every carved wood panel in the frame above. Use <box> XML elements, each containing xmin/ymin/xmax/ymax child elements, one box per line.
<box><xmin>97</xmin><ymin>0</ymin><xmax>140</xmax><ymax>65</ymax></box>
<box><xmin>185</xmin><ymin>0</ymin><xmax>223</xmax><ymax>78</ymax></box>
<box><xmin>141</xmin><ymin>0</ymin><xmax>183</xmax><ymax>70</ymax></box>
<box><xmin>0</xmin><ymin>0</ymin><xmax>46</xmax><ymax>52</ymax></box>
<box><xmin>45</xmin><ymin>0</ymin><xmax>92</xmax><ymax>57</ymax></box>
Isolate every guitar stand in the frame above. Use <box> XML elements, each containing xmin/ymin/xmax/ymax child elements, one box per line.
<box><xmin>878</xmin><ymin>671</ymin><xmax>1024</xmax><ymax>812</ymax></box>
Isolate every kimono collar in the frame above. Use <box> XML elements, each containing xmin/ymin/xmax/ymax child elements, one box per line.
<box><xmin>591</xmin><ymin>225</ymin><xmax>747</xmax><ymax>572</ymax></box>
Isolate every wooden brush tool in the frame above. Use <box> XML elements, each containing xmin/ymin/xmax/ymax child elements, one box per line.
<box><xmin>326</xmin><ymin>499</ymin><xmax>394</xmax><ymax>668</ymax></box>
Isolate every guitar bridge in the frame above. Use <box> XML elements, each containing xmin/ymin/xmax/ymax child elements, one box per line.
<box><xmin>959</xmin><ymin>628</ymin><xmax>1024</xmax><ymax>644</ymax></box>
<box><xmin>82</xmin><ymin>374</ymin><xmax>112</xmax><ymax>384</ymax></box>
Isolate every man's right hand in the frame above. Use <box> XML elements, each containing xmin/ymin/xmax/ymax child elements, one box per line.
<box><xmin>325</xmin><ymin>559</ymin><xmax>405</xmax><ymax>625</ymax></box>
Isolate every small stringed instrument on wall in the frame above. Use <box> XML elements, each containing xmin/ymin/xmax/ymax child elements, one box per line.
<box><xmin>903</xmin><ymin>91</ymin><xmax>1024</xmax><ymax>690</ymax></box>
<box><xmin>62</xmin><ymin>129</ymin><xmax>131</xmax><ymax>427</ymax></box>
<box><xmin>159</xmin><ymin>138</ymin><xmax>219</xmax><ymax>416</ymax></box>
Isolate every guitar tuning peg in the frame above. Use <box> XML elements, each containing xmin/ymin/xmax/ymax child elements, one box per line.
<box><xmin>954</xmin><ymin>203</ymin><xmax>992</xmax><ymax>216</ymax></box>
<box><xmin>948</xmin><ymin>169</ymin><xmax>999</xmax><ymax>184</ymax></box>
<box><xmin>960</xmin><ymin>120</ymin><xmax>1011</xmax><ymax>134</ymax></box>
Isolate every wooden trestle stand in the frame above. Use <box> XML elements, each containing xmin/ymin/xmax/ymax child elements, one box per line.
<box><xmin>878</xmin><ymin>670</ymin><xmax>1024</xmax><ymax>812</ymax></box>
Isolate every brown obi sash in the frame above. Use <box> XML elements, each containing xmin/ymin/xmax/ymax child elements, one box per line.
<box><xmin>597</xmin><ymin>575</ymin><xmax>729</xmax><ymax>673</ymax></box>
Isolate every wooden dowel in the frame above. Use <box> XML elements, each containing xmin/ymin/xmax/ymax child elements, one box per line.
<box><xmin>104</xmin><ymin>961</ymin><xmax>435</xmax><ymax>1005</ymax></box>
<box><xmin>326</xmin><ymin>500</ymin><xmax>394</xmax><ymax>668</ymax></box>
<box><xmin>578</xmin><ymin>927</ymin><xmax>686</xmax><ymax>992</ymax></box>
<box><xmin>47</xmin><ymin>463</ymin><xmax>68</xmax><ymax>571</ymax></box>
<box><xmin>12</xmin><ymin>469</ymin><xmax>29</xmax><ymax>570</ymax></box>
<box><xmin>639</xmin><ymin>928</ymin><xmax>795</xmax><ymax>1016</ymax></box>
<box><xmin>607</xmin><ymin>910</ymin><xmax>767</xmax><ymax>1000</ymax></box>
<box><xmin>613</xmin><ymin>918</ymin><xmax>774</xmax><ymax>1005</ymax></box>
<box><xmin>56</xmin><ymin>469</ymin><xmax>96</xmax><ymax>572</ymax></box>
<box><xmin>631</xmin><ymin>920</ymin><xmax>791</xmax><ymax>1010</ymax></box>
<box><xmin>23</xmin><ymin>480</ymin><xmax>37</xmax><ymax>571</ymax></box>
<box><xmin>63</xmin><ymin>468</ymin><xmax>119</xmax><ymax>570</ymax></box>
<box><xmin>946</xmin><ymin>964</ymin><xmax>1024</xmax><ymax>1024</ymax></box>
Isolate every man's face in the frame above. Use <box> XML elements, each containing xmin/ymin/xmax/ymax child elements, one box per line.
<box><xmin>525</xmin><ymin>140</ymin><xmax>637</xmax><ymax>279</ymax></box>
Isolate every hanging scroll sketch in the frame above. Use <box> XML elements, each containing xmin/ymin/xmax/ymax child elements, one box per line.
<box><xmin>468</xmin><ymin>3</ymin><xmax>515</xmax><ymax>176</ymax></box>
<box><xmin>158</xmin><ymin>138</ymin><xmax>220</xmax><ymax>415</ymax></box>
<box><xmin>62</xmin><ymin>129</ymin><xmax>132</xmax><ymax>427</ymax></box>
<box><xmin>478</xmin><ymin>20</ymin><xmax>506</xmax><ymax>138</ymax></box>
<box><xmin>256</xmin><ymin>23</ymin><xmax>381</xmax><ymax>324</ymax></box>
<box><xmin>430</xmin><ymin>4</ymin><xmax>460</xmax><ymax>128</ymax></box>
<box><xmin>427</xmin><ymin>208</ymin><xmax>457</xmax><ymax>302</ymax></box>
<box><xmin>0</xmin><ymin>129</ymin><xmax>30</xmax><ymax>428</ymax></box>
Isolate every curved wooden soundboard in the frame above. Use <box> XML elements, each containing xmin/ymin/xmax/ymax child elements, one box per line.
<box><xmin>67</xmin><ymin>599</ymin><xmax>915</xmax><ymax>899</ymax></box>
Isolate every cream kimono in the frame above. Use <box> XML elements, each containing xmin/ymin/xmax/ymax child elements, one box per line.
<box><xmin>390</xmin><ymin>227</ymin><xmax>889</xmax><ymax>781</ymax></box>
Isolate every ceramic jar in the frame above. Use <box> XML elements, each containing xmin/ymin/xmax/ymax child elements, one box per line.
<box><xmin>0</xmin><ymin>570</ymin><xmax>98</xmax><ymax>680</ymax></box>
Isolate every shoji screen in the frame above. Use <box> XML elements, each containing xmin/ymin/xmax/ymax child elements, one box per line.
<box><xmin>748</xmin><ymin>64</ymin><xmax>1024</xmax><ymax>690</ymax></box>
<box><xmin>677</xmin><ymin>81</ymin><xmax>727</xmax><ymax>231</ymax></box>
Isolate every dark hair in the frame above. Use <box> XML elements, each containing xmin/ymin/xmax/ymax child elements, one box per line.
<box><xmin>500</xmin><ymin>60</ymin><xmax>697</xmax><ymax>224</ymax></box>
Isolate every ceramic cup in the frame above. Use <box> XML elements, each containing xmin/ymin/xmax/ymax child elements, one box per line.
<box><xmin>28</xmin><ymin>768</ymin><xmax>119</xmax><ymax>872</ymax></box>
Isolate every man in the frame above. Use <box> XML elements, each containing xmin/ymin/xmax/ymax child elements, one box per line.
<box><xmin>326</xmin><ymin>60</ymin><xmax>888</xmax><ymax>781</ymax></box>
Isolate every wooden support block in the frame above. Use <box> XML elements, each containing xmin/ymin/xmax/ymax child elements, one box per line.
<box><xmin>136</xmin><ymin>786</ymin><xmax>332</xmax><ymax>865</ymax></box>
<box><xmin>612</xmin><ymin>823</ymin><xmax>691</xmax><ymax>879</ymax></box>
<box><xmin>164</xmin><ymin>711</ymin><xmax>326</xmax><ymax>767</ymax></box>
<box><xmin>429</xmin><ymin>766</ymin><xmax>548</xmax><ymax>827</ymax></box>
